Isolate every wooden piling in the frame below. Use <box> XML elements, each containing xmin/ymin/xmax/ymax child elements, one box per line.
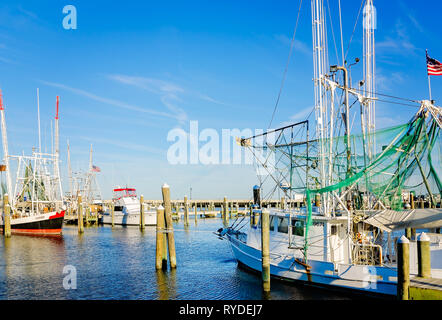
<box><xmin>3</xmin><ymin>194</ymin><xmax>11</xmax><ymax>237</ymax></box>
<box><xmin>223</xmin><ymin>197</ymin><xmax>229</xmax><ymax>225</ymax></box>
<box><xmin>405</xmin><ymin>228</ymin><xmax>412</xmax><ymax>240</ymax></box>
<box><xmin>410</xmin><ymin>193</ymin><xmax>415</xmax><ymax>209</ymax></box>
<box><xmin>261</xmin><ymin>210</ymin><xmax>270</xmax><ymax>292</ymax></box>
<box><xmin>250</xmin><ymin>206</ymin><xmax>254</xmax><ymax>227</ymax></box>
<box><xmin>111</xmin><ymin>202</ymin><xmax>115</xmax><ymax>228</ymax></box>
<box><xmin>140</xmin><ymin>195</ymin><xmax>145</xmax><ymax>230</ymax></box>
<box><xmin>194</xmin><ymin>203</ymin><xmax>197</xmax><ymax>223</ymax></box>
<box><xmin>77</xmin><ymin>195</ymin><xmax>84</xmax><ymax>234</ymax></box>
<box><xmin>155</xmin><ymin>205</ymin><xmax>167</xmax><ymax>270</ymax></box>
<box><xmin>417</xmin><ymin>232</ymin><xmax>431</xmax><ymax>278</ymax></box>
<box><xmin>397</xmin><ymin>235</ymin><xmax>410</xmax><ymax>300</ymax></box>
<box><xmin>184</xmin><ymin>196</ymin><xmax>189</xmax><ymax>226</ymax></box>
<box><xmin>411</xmin><ymin>228</ymin><xmax>416</xmax><ymax>240</ymax></box>
<box><xmin>161</xmin><ymin>184</ymin><xmax>176</xmax><ymax>268</ymax></box>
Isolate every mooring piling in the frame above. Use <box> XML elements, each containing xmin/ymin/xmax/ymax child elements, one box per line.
<box><xmin>3</xmin><ymin>194</ymin><xmax>11</xmax><ymax>237</ymax></box>
<box><xmin>405</xmin><ymin>228</ymin><xmax>412</xmax><ymax>240</ymax></box>
<box><xmin>155</xmin><ymin>205</ymin><xmax>167</xmax><ymax>270</ymax></box>
<box><xmin>140</xmin><ymin>195</ymin><xmax>145</xmax><ymax>230</ymax></box>
<box><xmin>194</xmin><ymin>203</ymin><xmax>197</xmax><ymax>223</ymax></box>
<box><xmin>77</xmin><ymin>195</ymin><xmax>84</xmax><ymax>234</ymax></box>
<box><xmin>397</xmin><ymin>235</ymin><xmax>410</xmax><ymax>300</ymax></box>
<box><xmin>417</xmin><ymin>232</ymin><xmax>431</xmax><ymax>278</ymax></box>
<box><xmin>261</xmin><ymin>209</ymin><xmax>270</xmax><ymax>292</ymax></box>
<box><xmin>162</xmin><ymin>184</ymin><xmax>177</xmax><ymax>268</ymax></box>
<box><xmin>111</xmin><ymin>202</ymin><xmax>115</xmax><ymax>228</ymax></box>
<box><xmin>184</xmin><ymin>196</ymin><xmax>189</xmax><ymax>226</ymax></box>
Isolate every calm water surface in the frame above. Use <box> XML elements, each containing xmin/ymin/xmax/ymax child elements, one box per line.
<box><xmin>0</xmin><ymin>218</ymin><xmax>355</xmax><ymax>300</ymax></box>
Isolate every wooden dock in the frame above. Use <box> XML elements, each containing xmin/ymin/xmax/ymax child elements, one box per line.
<box><xmin>409</xmin><ymin>276</ymin><xmax>442</xmax><ymax>299</ymax></box>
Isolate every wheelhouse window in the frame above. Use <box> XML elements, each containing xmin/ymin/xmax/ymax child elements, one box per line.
<box><xmin>269</xmin><ymin>215</ymin><xmax>275</xmax><ymax>231</ymax></box>
<box><xmin>291</xmin><ymin>218</ymin><xmax>304</xmax><ymax>237</ymax></box>
<box><xmin>113</xmin><ymin>188</ymin><xmax>137</xmax><ymax>199</ymax></box>
<box><xmin>277</xmin><ymin>217</ymin><xmax>288</xmax><ymax>233</ymax></box>
<box><xmin>258</xmin><ymin>214</ymin><xmax>275</xmax><ymax>231</ymax></box>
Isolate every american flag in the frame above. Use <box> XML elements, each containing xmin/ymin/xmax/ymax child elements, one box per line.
<box><xmin>92</xmin><ymin>165</ymin><xmax>101</xmax><ymax>172</ymax></box>
<box><xmin>427</xmin><ymin>50</ymin><xmax>442</xmax><ymax>76</ymax></box>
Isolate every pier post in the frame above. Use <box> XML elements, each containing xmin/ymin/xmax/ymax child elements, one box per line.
<box><xmin>397</xmin><ymin>235</ymin><xmax>410</xmax><ymax>300</ymax></box>
<box><xmin>184</xmin><ymin>196</ymin><xmax>189</xmax><ymax>226</ymax></box>
<box><xmin>417</xmin><ymin>232</ymin><xmax>431</xmax><ymax>279</ymax></box>
<box><xmin>411</xmin><ymin>228</ymin><xmax>416</xmax><ymax>240</ymax></box>
<box><xmin>162</xmin><ymin>184</ymin><xmax>177</xmax><ymax>268</ymax></box>
<box><xmin>194</xmin><ymin>203</ymin><xmax>197</xmax><ymax>223</ymax></box>
<box><xmin>223</xmin><ymin>197</ymin><xmax>229</xmax><ymax>225</ymax></box>
<box><xmin>261</xmin><ymin>210</ymin><xmax>270</xmax><ymax>292</ymax></box>
<box><xmin>405</xmin><ymin>228</ymin><xmax>412</xmax><ymax>240</ymax></box>
<box><xmin>77</xmin><ymin>196</ymin><xmax>84</xmax><ymax>234</ymax></box>
<box><xmin>140</xmin><ymin>195</ymin><xmax>145</xmax><ymax>230</ymax></box>
<box><xmin>3</xmin><ymin>194</ymin><xmax>11</xmax><ymax>237</ymax></box>
<box><xmin>155</xmin><ymin>205</ymin><xmax>167</xmax><ymax>270</ymax></box>
<box><xmin>111</xmin><ymin>202</ymin><xmax>114</xmax><ymax>228</ymax></box>
<box><xmin>250</xmin><ymin>206</ymin><xmax>254</xmax><ymax>227</ymax></box>
<box><xmin>410</xmin><ymin>193</ymin><xmax>415</xmax><ymax>209</ymax></box>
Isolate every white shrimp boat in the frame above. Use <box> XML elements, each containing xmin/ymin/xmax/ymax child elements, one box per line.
<box><xmin>0</xmin><ymin>91</ymin><xmax>65</xmax><ymax>235</ymax></box>
<box><xmin>102</xmin><ymin>187</ymin><xmax>156</xmax><ymax>226</ymax></box>
<box><xmin>218</xmin><ymin>0</ymin><xmax>442</xmax><ymax>296</ymax></box>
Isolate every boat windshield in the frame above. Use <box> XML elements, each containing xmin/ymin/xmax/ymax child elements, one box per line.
<box><xmin>113</xmin><ymin>188</ymin><xmax>137</xmax><ymax>199</ymax></box>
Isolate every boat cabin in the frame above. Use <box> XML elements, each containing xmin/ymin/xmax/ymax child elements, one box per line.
<box><xmin>248</xmin><ymin>209</ymin><xmax>353</xmax><ymax>265</ymax></box>
<box><xmin>113</xmin><ymin>188</ymin><xmax>137</xmax><ymax>200</ymax></box>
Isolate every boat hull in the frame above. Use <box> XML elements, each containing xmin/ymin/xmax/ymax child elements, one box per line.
<box><xmin>1</xmin><ymin>210</ymin><xmax>65</xmax><ymax>235</ymax></box>
<box><xmin>102</xmin><ymin>211</ymin><xmax>157</xmax><ymax>226</ymax></box>
<box><xmin>227</xmin><ymin>233</ymin><xmax>398</xmax><ymax>297</ymax></box>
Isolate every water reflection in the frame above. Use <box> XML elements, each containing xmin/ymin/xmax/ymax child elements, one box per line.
<box><xmin>0</xmin><ymin>220</ymin><xmax>354</xmax><ymax>300</ymax></box>
<box><xmin>155</xmin><ymin>269</ymin><xmax>177</xmax><ymax>300</ymax></box>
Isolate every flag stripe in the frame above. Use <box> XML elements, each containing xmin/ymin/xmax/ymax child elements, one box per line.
<box><xmin>427</xmin><ymin>52</ymin><xmax>442</xmax><ymax>76</ymax></box>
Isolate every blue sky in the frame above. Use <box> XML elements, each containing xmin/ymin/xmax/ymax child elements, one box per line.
<box><xmin>0</xmin><ymin>0</ymin><xmax>440</xmax><ymax>200</ymax></box>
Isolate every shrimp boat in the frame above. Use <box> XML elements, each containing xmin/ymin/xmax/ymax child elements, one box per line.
<box><xmin>218</xmin><ymin>0</ymin><xmax>442</xmax><ymax>296</ymax></box>
<box><xmin>102</xmin><ymin>187</ymin><xmax>157</xmax><ymax>226</ymax></box>
<box><xmin>0</xmin><ymin>91</ymin><xmax>65</xmax><ymax>235</ymax></box>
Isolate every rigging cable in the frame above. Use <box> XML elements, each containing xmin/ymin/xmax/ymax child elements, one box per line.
<box><xmin>344</xmin><ymin>0</ymin><xmax>366</xmax><ymax>61</ymax></box>
<box><xmin>268</xmin><ymin>0</ymin><xmax>304</xmax><ymax>130</ymax></box>
<box><xmin>338</xmin><ymin>0</ymin><xmax>345</xmax><ymax>66</ymax></box>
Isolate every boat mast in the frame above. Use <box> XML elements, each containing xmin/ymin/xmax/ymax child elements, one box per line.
<box><xmin>311</xmin><ymin>0</ymin><xmax>330</xmax><ymax>216</ymax></box>
<box><xmin>54</xmin><ymin>96</ymin><xmax>63</xmax><ymax>205</ymax></box>
<box><xmin>363</xmin><ymin>0</ymin><xmax>376</xmax><ymax>159</ymax></box>
<box><xmin>0</xmin><ymin>90</ymin><xmax>13</xmax><ymax>206</ymax></box>
<box><xmin>67</xmin><ymin>139</ymin><xmax>73</xmax><ymax>198</ymax></box>
<box><xmin>37</xmin><ymin>88</ymin><xmax>42</xmax><ymax>153</ymax></box>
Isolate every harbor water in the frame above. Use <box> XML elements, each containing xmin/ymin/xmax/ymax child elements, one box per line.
<box><xmin>0</xmin><ymin>218</ymin><xmax>355</xmax><ymax>300</ymax></box>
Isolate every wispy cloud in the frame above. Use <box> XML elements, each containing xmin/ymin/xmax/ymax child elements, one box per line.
<box><xmin>76</xmin><ymin>135</ymin><xmax>165</xmax><ymax>155</ymax></box>
<box><xmin>377</xmin><ymin>19</ymin><xmax>419</xmax><ymax>56</ymax></box>
<box><xmin>274</xmin><ymin>34</ymin><xmax>311</xmax><ymax>56</ymax></box>
<box><xmin>40</xmin><ymin>80</ymin><xmax>183</xmax><ymax>122</ymax></box>
<box><xmin>279</xmin><ymin>106</ymin><xmax>314</xmax><ymax>127</ymax></box>
<box><xmin>107</xmin><ymin>74</ymin><xmax>188</xmax><ymax>124</ymax></box>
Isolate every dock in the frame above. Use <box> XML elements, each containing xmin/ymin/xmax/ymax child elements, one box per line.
<box><xmin>409</xmin><ymin>277</ymin><xmax>442</xmax><ymax>299</ymax></box>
